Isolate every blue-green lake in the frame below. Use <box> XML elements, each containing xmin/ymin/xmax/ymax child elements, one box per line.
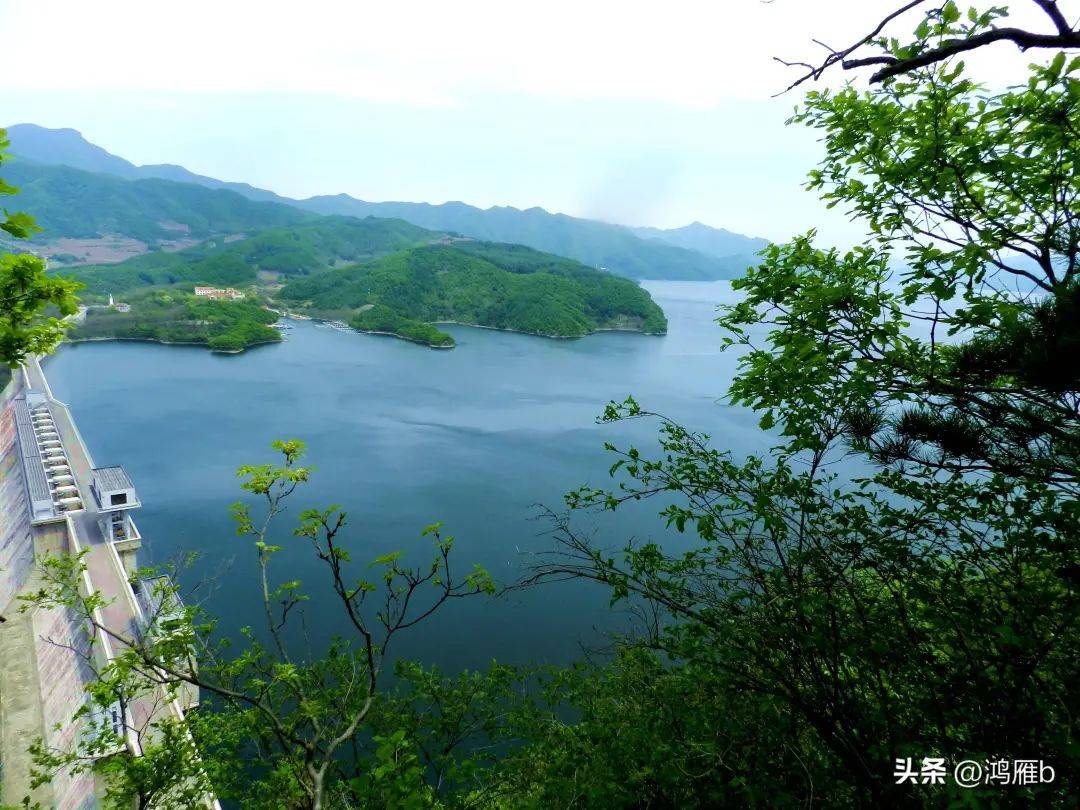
<box><xmin>42</xmin><ymin>281</ymin><xmax>764</xmax><ymax>669</ymax></box>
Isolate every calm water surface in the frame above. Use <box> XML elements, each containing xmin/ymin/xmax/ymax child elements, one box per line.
<box><xmin>43</xmin><ymin>281</ymin><xmax>765</xmax><ymax>669</ymax></box>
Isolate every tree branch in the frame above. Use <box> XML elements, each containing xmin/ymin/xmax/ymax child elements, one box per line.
<box><xmin>777</xmin><ymin>0</ymin><xmax>1080</xmax><ymax>91</ymax></box>
<box><xmin>870</xmin><ymin>27</ymin><xmax>1080</xmax><ymax>84</ymax></box>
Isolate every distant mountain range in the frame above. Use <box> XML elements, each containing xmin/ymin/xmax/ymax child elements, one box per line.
<box><xmin>631</xmin><ymin>222</ymin><xmax>769</xmax><ymax>260</ymax></box>
<box><xmin>5</xmin><ymin>123</ymin><xmax>768</xmax><ymax>281</ymax></box>
<box><xmin>2</xmin><ymin>161</ymin><xmax>312</xmax><ymax>244</ymax></box>
<box><xmin>5</xmin><ymin>124</ymin><xmax>287</xmax><ymax>204</ymax></box>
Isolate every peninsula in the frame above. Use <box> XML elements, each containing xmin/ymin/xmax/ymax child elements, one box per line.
<box><xmin>59</xmin><ymin>228</ymin><xmax>667</xmax><ymax>350</ymax></box>
<box><xmin>276</xmin><ymin>241</ymin><xmax>667</xmax><ymax>347</ymax></box>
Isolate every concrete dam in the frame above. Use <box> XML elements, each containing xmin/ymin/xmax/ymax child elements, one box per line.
<box><xmin>0</xmin><ymin>358</ymin><xmax>215</xmax><ymax>808</ymax></box>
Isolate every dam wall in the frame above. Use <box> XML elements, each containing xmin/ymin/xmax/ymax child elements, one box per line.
<box><xmin>0</xmin><ymin>373</ymin><xmax>34</xmax><ymax>613</ymax></box>
<box><xmin>0</xmin><ymin>369</ymin><xmax>98</xmax><ymax>808</ymax></box>
<box><xmin>33</xmin><ymin>600</ymin><xmax>98</xmax><ymax>809</ymax></box>
<box><xmin>2</xmin><ymin>358</ymin><xmax>214</xmax><ymax>808</ymax></box>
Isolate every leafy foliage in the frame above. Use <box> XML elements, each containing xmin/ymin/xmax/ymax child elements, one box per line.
<box><xmin>23</xmin><ymin>440</ymin><xmax>498</xmax><ymax>809</ymax></box>
<box><xmin>534</xmin><ymin>399</ymin><xmax>1080</xmax><ymax>806</ymax></box>
<box><xmin>724</xmin><ymin>44</ymin><xmax>1080</xmax><ymax>486</ymax></box>
<box><xmin>0</xmin><ymin>129</ymin><xmax>81</xmax><ymax>367</ymax></box>
<box><xmin>493</xmin><ymin>646</ymin><xmax>836</xmax><ymax>807</ymax></box>
<box><xmin>500</xmin><ymin>7</ymin><xmax>1080</xmax><ymax>806</ymax></box>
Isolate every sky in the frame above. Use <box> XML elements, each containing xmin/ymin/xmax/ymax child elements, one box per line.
<box><xmin>0</xmin><ymin>0</ymin><xmax>1069</xmax><ymax>247</ymax></box>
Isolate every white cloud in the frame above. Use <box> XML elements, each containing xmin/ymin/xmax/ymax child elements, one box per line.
<box><xmin>5</xmin><ymin>0</ymin><xmax>1067</xmax><ymax>107</ymax></box>
<box><xmin>1</xmin><ymin>0</ymin><xmax>1073</xmax><ymax>245</ymax></box>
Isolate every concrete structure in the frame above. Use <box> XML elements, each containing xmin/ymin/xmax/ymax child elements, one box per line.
<box><xmin>0</xmin><ymin>378</ymin><xmax>34</xmax><ymax>611</ymax></box>
<box><xmin>193</xmin><ymin>286</ymin><xmax>244</xmax><ymax>300</ymax></box>
<box><xmin>90</xmin><ymin>465</ymin><xmax>142</xmax><ymax>575</ymax></box>
<box><xmin>89</xmin><ymin>296</ymin><xmax>130</xmax><ymax>315</ymax></box>
<box><xmin>0</xmin><ymin>374</ymin><xmax>97</xmax><ymax>806</ymax></box>
<box><xmin>13</xmin><ymin>393</ymin><xmax>59</xmax><ymax>522</ymax></box>
<box><xmin>0</xmin><ymin>359</ymin><xmax>218</xmax><ymax>809</ymax></box>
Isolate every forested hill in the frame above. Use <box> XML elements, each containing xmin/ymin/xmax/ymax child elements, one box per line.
<box><xmin>8</xmin><ymin>124</ymin><xmax>762</xmax><ymax>281</ymax></box>
<box><xmin>3</xmin><ymin>161</ymin><xmax>313</xmax><ymax>243</ymax></box>
<box><xmin>64</xmin><ymin>217</ymin><xmax>439</xmax><ymax>297</ymax></box>
<box><xmin>277</xmin><ymin>242</ymin><xmax>668</xmax><ymax>347</ymax></box>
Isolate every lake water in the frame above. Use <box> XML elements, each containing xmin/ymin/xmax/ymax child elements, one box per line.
<box><xmin>42</xmin><ymin>281</ymin><xmax>767</xmax><ymax>670</ymax></box>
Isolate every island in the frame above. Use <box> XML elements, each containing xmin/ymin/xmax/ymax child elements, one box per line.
<box><xmin>277</xmin><ymin>242</ymin><xmax>667</xmax><ymax>348</ymax></box>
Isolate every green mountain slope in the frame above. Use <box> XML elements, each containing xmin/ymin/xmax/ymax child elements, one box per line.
<box><xmin>200</xmin><ymin>216</ymin><xmax>438</xmax><ymax>276</ymax></box>
<box><xmin>8</xmin><ymin>125</ymin><xmax>759</xmax><ymax>281</ymax></box>
<box><xmin>277</xmin><ymin>242</ymin><xmax>667</xmax><ymax>347</ymax></box>
<box><xmin>63</xmin><ymin>216</ymin><xmax>439</xmax><ymax>297</ymax></box>
<box><xmin>3</xmin><ymin>161</ymin><xmax>313</xmax><ymax>244</ymax></box>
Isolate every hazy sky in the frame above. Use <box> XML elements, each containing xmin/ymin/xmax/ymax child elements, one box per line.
<box><xmin>0</xmin><ymin>0</ymin><xmax>1065</xmax><ymax>246</ymax></box>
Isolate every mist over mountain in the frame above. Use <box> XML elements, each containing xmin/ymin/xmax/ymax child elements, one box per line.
<box><xmin>297</xmin><ymin>195</ymin><xmax>756</xmax><ymax>280</ymax></box>
<box><xmin>5</xmin><ymin>123</ymin><xmax>290</xmax><ymax>204</ymax></box>
<box><xmin>631</xmin><ymin>221</ymin><xmax>769</xmax><ymax>260</ymax></box>
<box><xmin>6</xmin><ymin>124</ymin><xmax>764</xmax><ymax>280</ymax></box>
<box><xmin>6</xmin><ymin>124</ymin><xmax>139</xmax><ymax>178</ymax></box>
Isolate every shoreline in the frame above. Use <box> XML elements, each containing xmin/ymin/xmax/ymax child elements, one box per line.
<box><xmin>352</xmin><ymin>328</ymin><xmax>455</xmax><ymax>349</ymax></box>
<box><xmin>63</xmin><ymin>335</ymin><xmax>281</xmax><ymax>355</ymax></box>
<box><xmin>341</xmin><ymin>319</ymin><xmax>664</xmax><ymax>347</ymax></box>
<box><xmin>431</xmin><ymin>320</ymin><xmax>666</xmax><ymax>339</ymax></box>
<box><xmin>62</xmin><ymin>318</ymin><xmax>664</xmax><ymax>354</ymax></box>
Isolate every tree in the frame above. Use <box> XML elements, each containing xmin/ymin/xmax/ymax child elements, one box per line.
<box><xmin>19</xmin><ymin>4</ymin><xmax>1080</xmax><ymax>808</ymax></box>
<box><xmin>0</xmin><ymin>128</ymin><xmax>81</xmax><ymax>368</ymax></box>
<box><xmin>23</xmin><ymin>440</ymin><xmax>501</xmax><ymax>809</ymax></box>
<box><xmin>752</xmin><ymin>30</ymin><xmax>1080</xmax><ymax>488</ymax></box>
<box><xmin>513</xmin><ymin>3</ymin><xmax>1080</xmax><ymax>806</ymax></box>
